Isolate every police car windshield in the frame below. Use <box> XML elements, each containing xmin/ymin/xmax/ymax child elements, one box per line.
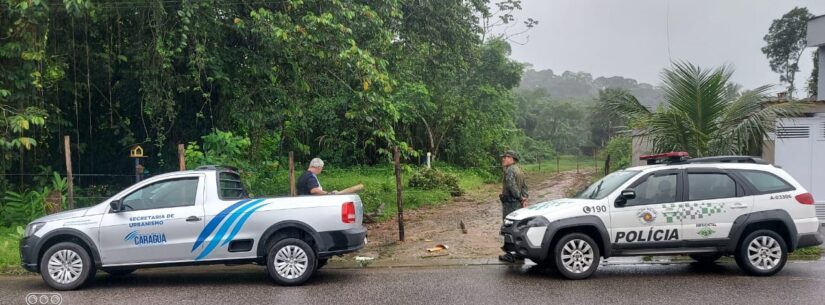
<box><xmin>574</xmin><ymin>170</ymin><xmax>640</xmax><ymax>200</ymax></box>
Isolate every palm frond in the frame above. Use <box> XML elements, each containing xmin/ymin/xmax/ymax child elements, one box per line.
<box><xmin>604</xmin><ymin>89</ymin><xmax>650</xmax><ymax>127</ymax></box>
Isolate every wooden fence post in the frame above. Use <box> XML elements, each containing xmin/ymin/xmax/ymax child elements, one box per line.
<box><xmin>537</xmin><ymin>154</ymin><xmax>542</xmax><ymax>173</ymax></box>
<box><xmin>289</xmin><ymin>151</ymin><xmax>296</xmax><ymax>196</ymax></box>
<box><xmin>576</xmin><ymin>154</ymin><xmax>580</xmax><ymax>173</ymax></box>
<box><xmin>556</xmin><ymin>156</ymin><xmax>560</xmax><ymax>173</ymax></box>
<box><xmin>593</xmin><ymin>149</ymin><xmax>597</xmax><ymax>172</ymax></box>
<box><xmin>604</xmin><ymin>153</ymin><xmax>611</xmax><ymax>176</ymax></box>
<box><xmin>178</xmin><ymin>144</ymin><xmax>186</xmax><ymax>171</ymax></box>
<box><xmin>394</xmin><ymin>146</ymin><xmax>405</xmax><ymax>242</ymax></box>
<box><xmin>63</xmin><ymin>136</ymin><xmax>74</xmax><ymax>209</ymax></box>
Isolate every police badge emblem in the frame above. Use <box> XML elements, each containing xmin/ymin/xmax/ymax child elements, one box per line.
<box><xmin>636</xmin><ymin>208</ymin><xmax>657</xmax><ymax>225</ymax></box>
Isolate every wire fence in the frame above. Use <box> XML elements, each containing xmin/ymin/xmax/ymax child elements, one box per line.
<box><xmin>1</xmin><ymin>152</ymin><xmax>606</xmax><ymax>246</ymax></box>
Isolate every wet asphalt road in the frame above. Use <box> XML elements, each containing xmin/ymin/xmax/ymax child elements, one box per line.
<box><xmin>2</xmin><ymin>260</ymin><xmax>825</xmax><ymax>305</ymax></box>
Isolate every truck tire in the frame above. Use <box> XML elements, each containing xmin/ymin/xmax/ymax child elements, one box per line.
<box><xmin>39</xmin><ymin>242</ymin><xmax>96</xmax><ymax>290</ymax></box>
<box><xmin>552</xmin><ymin>233</ymin><xmax>600</xmax><ymax>280</ymax></box>
<box><xmin>266</xmin><ymin>238</ymin><xmax>317</xmax><ymax>286</ymax></box>
<box><xmin>735</xmin><ymin>229</ymin><xmax>787</xmax><ymax>276</ymax></box>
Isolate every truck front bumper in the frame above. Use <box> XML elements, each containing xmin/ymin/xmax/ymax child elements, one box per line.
<box><xmin>19</xmin><ymin>235</ymin><xmax>40</xmax><ymax>272</ymax></box>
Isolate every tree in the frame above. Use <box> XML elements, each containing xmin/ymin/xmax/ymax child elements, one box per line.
<box><xmin>608</xmin><ymin>61</ymin><xmax>803</xmax><ymax>157</ymax></box>
<box><xmin>589</xmin><ymin>88</ymin><xmax>629</xmax><ymax>147</ymax></box>
<box><xmin>762</xmin><ymin>7</ymin><xmax>814</xmax><ymax>97</ymax></box>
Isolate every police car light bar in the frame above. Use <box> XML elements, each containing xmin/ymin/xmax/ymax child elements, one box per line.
<box><xmin>639</xmin><ymin>152</ymin><xmax>690</xmax><ymax>165</ymax></box>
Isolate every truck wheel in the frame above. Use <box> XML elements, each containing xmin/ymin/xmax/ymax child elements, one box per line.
<box><xmin>689</xmin><ymin>253</ymin><xmax>723</xmax><ymax>265</ymax></box>
<box><xmin>266</xmin><ymin>238</ymin><xmax>317</xmax><ymax>286</ymax></box>
<box><xmin>735</xmin><ymin>230</ymin><xmax>787</xmax><ymax>276</ymax></box>
<box><xmin>39</xmin><ymin>242</ymin><xmax>96</xmax><ymax>290</ymax></box>
<box><xmin>552</xmin><ymin>233</ymin><xmax>600</xmax><ymax>280</ymax></box>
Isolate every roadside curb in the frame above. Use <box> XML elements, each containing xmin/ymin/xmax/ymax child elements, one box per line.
<box><xmin>324</xmin><ymin>256</ymin><xmax>825</xmax><ymax>270</ymax></box>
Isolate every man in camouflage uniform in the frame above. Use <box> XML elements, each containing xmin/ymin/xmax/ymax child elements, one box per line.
<box><xmin>499</xmin><ymin>150</ymin><xmax>528</xmax><ymax>262</ymax></box>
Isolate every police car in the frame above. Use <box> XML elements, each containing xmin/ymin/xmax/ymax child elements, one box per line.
<box><xmin>501</xmin><ymin>152</ymin><xmax>823</xmax><ymax>279</ymax></box>
<box><xmin>19</xmin><ymin>166</ymin><xmax>367</xmax><ymax>290</ymax></box>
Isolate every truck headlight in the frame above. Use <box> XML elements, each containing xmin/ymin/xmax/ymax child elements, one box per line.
<box><xmin>25</xmin><ymin>222</ymin><xmax>45</xmax><ymax>237</ymax></box>
<box><xmin>517</xmin><ymin>217</ymin><xmax>550</xmax><ymax>231</ymax></box>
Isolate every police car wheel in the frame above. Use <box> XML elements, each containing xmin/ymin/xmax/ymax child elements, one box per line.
<box><xmin>735</xmin><ymin>230</ymin><xmax>787</xmax><ymax>276</ymax></box>
<box><xmin>689</xmin><ymin>253</ymin><xmax>723</xmax><ymax>265</ymax></box>
<box><xmin>266</xmin><ymin>238</ymin><xmax>317</xmax><ymax>286</ymax></box>
<box><xmin>39</xmin><ymin>242</ymin><xmax>95</xmax><ymax>290</ymax></box>
<box><xmin>553</xmin><ymin>233</ymin><xmax>600</xmax><ymax>280</ymax></box>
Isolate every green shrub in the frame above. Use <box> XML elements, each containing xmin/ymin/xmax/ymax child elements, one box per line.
<box><xmin>600</xmin><ymin>135</ymin><xmax>632</xmax><ymax>172</ymax></box>
<box><xmin>408</xmin><ymin>167</ymin><xmax>463</xmax><ymax>196</ymax></box>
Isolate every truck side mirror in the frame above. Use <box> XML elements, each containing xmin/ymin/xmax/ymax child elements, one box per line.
<box><xmin>109</xmin><ymin>200</ymin><xmax>123</xmax><ymax>213</ymax></box>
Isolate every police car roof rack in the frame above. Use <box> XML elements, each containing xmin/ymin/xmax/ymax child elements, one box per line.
<box><xmin>680</xmin><ymin>156</ymin><xmax>770</xmax><ymax>165</ymax></box>
<box><xmin>639</xmin><ymin>152</ymin><xmax>690</xmax><ymax>165</ymax></box>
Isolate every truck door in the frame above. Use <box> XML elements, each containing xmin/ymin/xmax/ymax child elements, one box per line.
<box><xmin>98</xmin><ymin>175</ymin><xmax>205</xmax><ymax>265</ymax></box>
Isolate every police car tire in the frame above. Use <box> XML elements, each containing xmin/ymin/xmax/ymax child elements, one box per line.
<box><xmin>735</xmin><ymin>230</ymin><xmax>787</xmax><ymax>276</ymax></box>
<box><xmin>39</xmin><ymin>242</ymin><xmax>96</xmax><ymax>291</ymax></box>
<box><xmin>689</xmin><ymin>253</ymin><xmax>723</xmax><ymax>265</ymax></box>
<box><xmin>266</xmin><ymin>238</ymin><xmax>317</xmax><ymax>286</ymax></box>
<box><xmin>552</xmin><ymin>233</ymin><xmax>600</xmax><ymax>280</ymax></box>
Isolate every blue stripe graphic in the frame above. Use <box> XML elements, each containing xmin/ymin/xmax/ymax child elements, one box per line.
<box><xmin>124</xmin><ymin>231</ymin><xmax>138</xmax><ymax>241</ymax></box>
<box><xmin>191</xmin><ymin>199</ymin><xmax>251</xmax><ymax>251</ymax></box>
<box><xmin>220</xmin><ymin>201</ymin><xmax>271</xmax><ymax>247</ymax></box>
<box><xmin>195</xmin><ymin>199</ymin><xmax>265</xmax><ymax>260</ymax></box>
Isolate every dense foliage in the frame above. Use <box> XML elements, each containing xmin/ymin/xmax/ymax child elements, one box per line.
<box><xmin>1</xmin><ymin>0</ymin><xmax>531</xmax><ymax>194</ymax></box>
<box><xmin>608</xmin><ymin>61</ymin><xmax>803</xmax><ymax>157</ymax></box>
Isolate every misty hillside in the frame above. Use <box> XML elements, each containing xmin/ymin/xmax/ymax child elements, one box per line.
<box><xmin>519</xmin><ymin>68</ymin><xmax>664</xmax><ymax>108</ymax></box>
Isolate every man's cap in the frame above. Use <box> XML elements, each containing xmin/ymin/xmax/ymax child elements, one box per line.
<box><xmin>500</xmin><ymin>150</ymin><xmax>519</xmax><ymax>161</ymax></box>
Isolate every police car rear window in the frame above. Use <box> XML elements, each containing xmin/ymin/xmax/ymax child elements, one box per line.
<box><xmin>219</xmin><ymin>172</ymin><xmax>246</xmax><ymax>200</ymax></box>
<box><xmin>736</xmin><ymin>170</ymin><xmax>795</xmax><ymax>194</ymax></box>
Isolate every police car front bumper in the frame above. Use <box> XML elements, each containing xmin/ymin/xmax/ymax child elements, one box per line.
<box><xmin>500</xmin><ymin>219</ymin><xmax>548</xmax><ymax>262</ymax></box>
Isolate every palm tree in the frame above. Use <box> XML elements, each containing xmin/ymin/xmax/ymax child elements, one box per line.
<box><xmin>608</xmin><ymin>61</ymin><xmax>804</xmax><ymax>157</ymax></box>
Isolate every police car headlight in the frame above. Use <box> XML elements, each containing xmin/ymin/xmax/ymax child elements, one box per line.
<box><xmin>25</xmin><ymin>222</ymin><xmax>45</xmax><ymax>237</ymax></box>
<box><xmin>503</xmin><ymin>219</ymin><xmax>514</xmax><ymax>227</ymax></box>
<box><xmin>517</xmin><ymin>217</ymin><xmax>550</xmax><ymax>231</ymax></box>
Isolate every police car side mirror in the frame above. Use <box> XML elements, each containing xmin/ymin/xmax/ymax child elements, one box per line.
<box><xmin>615</xmin><ymin>189</ymin><xmax>636</xmax><ymax>206</ymax></box>
<box><xmin>109</xmin><ymin>200</ymin><xmax>123</xmax><ymax>213</ymax></box>
<box><xmin>621</xmin><ymin>189</ymin><xmax>636</xmax><ymax>200</ymax></box>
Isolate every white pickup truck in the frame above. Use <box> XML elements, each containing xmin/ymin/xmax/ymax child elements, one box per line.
<box><xmin>19</xmin><ymin>166</ymin><xmax>367</xmax><ymax>290</ymax></box>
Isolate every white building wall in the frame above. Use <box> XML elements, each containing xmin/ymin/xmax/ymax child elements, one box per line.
<box><xmin>774</xmin><ymin>117</ymin><xmax>825</xmax><ymax>221</ymax></box>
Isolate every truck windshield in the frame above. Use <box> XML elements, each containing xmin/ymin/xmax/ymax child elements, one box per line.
<box><xmin>574</xmin><ymin>170</ymin><xmax>640</xmax><ymax>200</ymax></box>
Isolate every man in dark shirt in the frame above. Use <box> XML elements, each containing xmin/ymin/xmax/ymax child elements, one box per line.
<box><xmin>297</xmin><ymin>158</ymin><xmax>336</xmax><ymax>195</ymax></box>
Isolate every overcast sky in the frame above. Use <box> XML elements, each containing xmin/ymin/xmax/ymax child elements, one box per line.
<box><xmin>507</xmin><ymin>0</ymin><xmax>825</xmax><ymax>93</ymax></box>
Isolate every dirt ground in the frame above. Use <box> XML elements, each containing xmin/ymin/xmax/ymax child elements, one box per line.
<box><xmin>349</xmin><ymin>169</ymin><xmax>593</xmax><ymax>262</ymax></box>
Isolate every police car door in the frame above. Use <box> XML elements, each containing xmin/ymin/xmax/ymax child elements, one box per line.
<box><xmin>680</xmin><ymin>168</ymin><xmax>752</xmax><ymax>242</ymax></box>
<box><xmin>98</xmin><ymin>175</ymin><xmax>206</xmax><ymax>265</ymax></box>
<box><xmin>610</xmin><ymin>169</ymin><xmax>683</xmax><ymax>249</ymax></box>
